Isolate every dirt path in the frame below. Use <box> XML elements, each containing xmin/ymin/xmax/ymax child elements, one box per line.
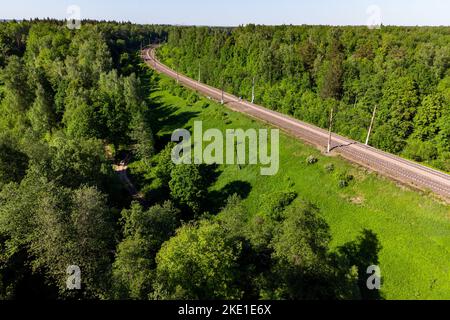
<box><xmin>113</xmin><ymin>162</ymin><xmax>145</xmax><ymax>202</ymax></box>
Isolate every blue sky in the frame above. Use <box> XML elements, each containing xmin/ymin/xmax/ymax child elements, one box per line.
<box><xmin>2</xmin><ymin>0</ymin><xmax>450</xmax><ymax>26</ymax></box>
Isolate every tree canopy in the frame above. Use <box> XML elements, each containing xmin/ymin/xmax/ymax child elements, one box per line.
<box><xmin>160</xmin><ymin>25</ymin><xmax>450</xmax><ymax>172</ymax></box>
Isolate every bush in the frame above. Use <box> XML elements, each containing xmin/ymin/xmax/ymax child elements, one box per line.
<box><xmin>260</xmin><ymin>191</ymin><xmax>298</xmax><ymax>220</ymax></box>
<box><xmin>336</xmin><ymin>172</ymin><xmax>354</xmax><ymax>188</ymax></box>
<box><xmin>430</xmin><ymin>155</ymin><xmax>450</xmax><ymax>173</ymax></box>
<box><xmin>307</xmin><ymin>155</ymin><xmax>318</xmax><ymax>165</ymax></box>
<box><xmin>195</xmin><ymin>101</ymin><xmax>209</xmax><ymax>109</ymax></box>
<box><xmin>402</xmin><ymin>140</ymin><xmax>438</xmax><ymax>162</ymax></box>
<box><xmin>339</xmin><ymin>180</ymin><xmax>349</xmax><ymax>188</ymax></box>
<box><xmin>187</xmin><ymin>92</ymin><xmax>200</xmax><ymax>104</ymax></box>
<box><xmin>325</xmin><ymin>163</ymin><xmax>335</xmax><ymax>173</ymax></box>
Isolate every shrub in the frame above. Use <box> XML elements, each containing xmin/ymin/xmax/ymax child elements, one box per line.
<box><xmin>260</xmin><ymin>191</ymin><xmax>298</xmax><ymax>220</ymax></box>
<box><xmin>195</xmin><ymin>101</ymin><xmax>209</xmax><ymax>109</ymax></box>
<box><xmin>187</xmin><ymin>92</ymin><xmax>200</xmax><ymax>104</ymax></box>
<box><xmin>402</xmin><ymin>139</ymin><xmax>438</xmax><ymax>162</ymax></box>
<box><xmin>325</xmin><ymin>163</ymin><xmax>335</xmax><ymax>173</ymax></box>
<box><xmin>339</xmin><ymin>180</ymin><xmax>349</xmax><ymax>188</ymax></box>
<box><xmin>430</xmin><ymin>156</ymin><xmax>450</xmax><ymax>173</ymax></box>
<box><xmin>307</xmin><ymin>155</ymin><xmax>318</xmax><ymax>165</ymax></box>
<box><xmin>336</xmin><ymin>172</ymin><xmax>354</xmax><ymax>188</ymax></box>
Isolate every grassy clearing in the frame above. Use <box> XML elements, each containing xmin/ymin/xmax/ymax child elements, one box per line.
<box><xmin>149</xmin><ymin>76</ymin><xmax>450</xmax><ymax>300</ymax></box>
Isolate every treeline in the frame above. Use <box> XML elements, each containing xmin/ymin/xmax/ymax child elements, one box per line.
<box><xmin>0</xmin><ymin>20</ymin><xmax>164</xmax><ymax>299</ymax></box>
<box><xmin>0</xmin><ymin>21</ymin><xmax>377</xmax><ymax>300</ymax></box>
<box><xmin>158</xmin><ymin>25</ymin><xmax>450</xmax><ymax>172</ymax></box>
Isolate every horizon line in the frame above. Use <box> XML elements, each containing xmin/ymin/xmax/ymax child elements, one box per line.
<box><xmin>1</xmin><ymin>18</ymin><xmax>450</xmax><ymax>28</ymax></box>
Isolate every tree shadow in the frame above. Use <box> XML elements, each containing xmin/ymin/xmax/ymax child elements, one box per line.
<box><xmin>205</xmin><ymin>180</ymin><xmax>253</xmax><ymax>214</ymax></box>
<box><xmin>156</xmin><ymin>106</ymin><xmax>200</xmax><ymax>132</ymax></box>
<box><xmin>156</xmin><ymin>125</ymin><xmax>193</xmax><ymax>153</ymax></box>
<box><xmin>337</xmin><ymin>229</ymin><xmax>384</xmax><ymax>300</ymax></box>
<box><xmin>200</xmin><ymin>163</ymin><xmax>222</xmax><ymax>187</ymax></box>
<box><xmin>149</xmin><ymin>100</ymin><xmax>200</xmax><ymax>152</ymax></box>
<box><xmin>6</xmin><ymin>249</ymin><xmax>59</xmax><ymax>300</ymax></box>
<box><xmin>151</xmin><ymin>94</ymin><xmax>200</xmax><ymax>123</ymax></box>
<box><xmin>143</xmin><ymin>183</ymin><xmax>171</xmax><ymax>209</ymax></box>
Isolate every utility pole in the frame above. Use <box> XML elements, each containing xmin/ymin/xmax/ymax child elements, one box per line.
<box><xmin>220</xmin><ymin>77</ymin><xmax>226</xmax><ymax>105</ymax></box>
<box><xmin>198</xmin><ymin>62</ymin><xmax>201</xmax><ymax>83</ymax></box>
<box><xmin>251</xmin><ymin>76</ymin><xmax>255</xmax><ymax>104</ymax></box>
<box><xmin>365</xmin><ymin>105</ymin><xmax>377</xmax><ymax>146</ymax></box>
<box><xmin>327</xmin><ymin>107</ymin><xmax>334</xmax><ymax>154</ymax></box>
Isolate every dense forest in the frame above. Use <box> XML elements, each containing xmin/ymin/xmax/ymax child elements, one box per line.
<box><xmin>158</xmin><ymin>25</ymin><xmax>450</xmax><ymax>172</ymax></box>
<box><xmin>0</xmin><ymin>21</ymin><xmax>379</xmax><ymax>300</ymax></box>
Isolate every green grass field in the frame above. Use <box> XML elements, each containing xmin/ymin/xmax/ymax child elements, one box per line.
<box><xmin>150</xmin><ymin>76</ymin><xmax>450</xmax><ymax>300</ymax></box>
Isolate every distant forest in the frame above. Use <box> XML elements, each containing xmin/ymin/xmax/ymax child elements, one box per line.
<box><xmin>159</xmin><ymin>25</ymin><xmax>450</xmax><ymax>172</ymax></box>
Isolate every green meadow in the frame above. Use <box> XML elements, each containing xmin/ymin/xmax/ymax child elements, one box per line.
<box><xmin>149</xmin><ymin>75</ymin><xmax>450</xmax><ymax>300</ymax></box>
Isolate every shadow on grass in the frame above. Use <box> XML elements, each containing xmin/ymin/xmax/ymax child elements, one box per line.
<box><xmin>151</xmin><ymin>94</ymin><xmax>200</xmax><ymax>125</ymax></box>
<box><xmin>156</xmin><ymin>106</ymin><xmax>199</xmax><ymax>133</ymax></box>
<box><xmin>149</xmin><ymin>96</ymin><xmax>200</xmax><ymax>152</ymax></box>
<box><xmin>337</xmin><ymin>229</ymin><xmax>384</xmax><ymax>300</ymax></box>
<box><xmin>205</xmin><ymin>180</ymin><xmax>253</xmax><ymax>214</ymax></box>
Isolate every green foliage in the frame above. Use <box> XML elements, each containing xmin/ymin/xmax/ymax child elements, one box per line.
<box><xmin>337</xmin><ymin>229</ymin><xmax>383</xmax><ymax>299</ymax></box>
<box><xmin>186</xmin><ymin>92</ymin><xmax>200</xmax><ymax>104</ymax></box>
<box><xmin>0</xmin><ymin>56</ymin><xmax>33</xmax><ymax>114</ymax></box>
<box><xmin>375</xmin><ymin>76</ymin><xmax>419</xmax><ymax>153</ymax></box>
<box><xmin>272</xmin><ymin>204</ymin><xmax>331</xmax><ymax>270</ymax></box>
<box><xmin>325</xmin><ymin>163</ymin><xmax>335</xmax><ymax>173</ymax></box>
<box><xmin>216</xmin><ymin>194</ymin><xmax>248</xmax><ymax>239</ymax></box>
<box><xmin>0</xmin><ymin>140</ymin><xmax>29</xmax><ymax>186</ymax></box>
<box><xmin>169</xmin><ymin>164</ymin><xmax>207</xmax><ymax>213</ymax></box>
<box><xmin>260</xmin><ymin>191</ymin><xmax>298</xmax><ymax>220</ymax></box>
<box><xmin>145</xmin><ymin>82</ymin><xmax>450</xmax><ymax>299</ymax></box>
<box><xmin>0</xmin><ymin>172</ymin><xmax>114</xmax><ymax>298</ymax></box>
<box><xmin>336</xmin><ymin>171</ymin><xmax>354</xmax><ymax>188</ymax></box>
<box><xmin>403</xmin><ymin>139</ymin><xmax>438</xmax><ymax>162</ymax></box>
<box><xmin>111</xmin><ymin>236</ymin><xmax>154</xmax><ymax>300</ymax></box>
<box><xmin>0</xmin><ymin>21</ymin><xmax>29</xmax><ymax>67</ymax></box>
<box><xmin>46</xmin><ymin>133</ymin><xmax>113</xmax><ymax>189</ymax></box>
<box><xmin>121</xmin><ymin>201</ymin><xmax>180</xmax><ymax>244</ymax></box>
<box><xmin>317</xmin><ymin>37</ymin><xmax>344</xmax><ymax>100</ymax></box>
<box><xmin>27</xmin><ymin>83</ymin><xmax>55</xmax><ymax>137</ymax></box>
<box><xmin>154</xmin><ymin>143</ymin><xmax>177</xmax><ymax>186</ymax></box>
<box><xmin>160</xmin><ymin>25</ymin><xmax>450</xmax><ymax>171</ymax></box>
<box><xmin>112</xmin><ymin>201</ymin><xmax>180</xmax><ymax>299</ymax></box>
<box><xmin>0</xmin><ymin>20</ymin><xmax>167</xmax><ymax>299</ymax></box>
<box><xmin>307</xmin><ymin>155</ymin><xmax>319</xmax><ymax>165</ymax></box>
<box><xmin>2</xmin><ymin>20</ymin><xmax>449</xmax><ymax>301</ymax></box>
<box><xmin>129</xmin><ymin>111</ymin><xmax>155</xmax><ymax>164</ymax></box>
<box><xmin>153</xmin><ymin>220</ymin><xmax>243</xmax><ymax>300</ymax></box>
<box><xmin>266</xmin><ymin>204</ymin><xmax>359</xmax><ymax>299</ymax></box>
<box><xmin>413</xmin><ymin>94</ymin><xmax>445</xmax><ymax>141</ymax></box>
